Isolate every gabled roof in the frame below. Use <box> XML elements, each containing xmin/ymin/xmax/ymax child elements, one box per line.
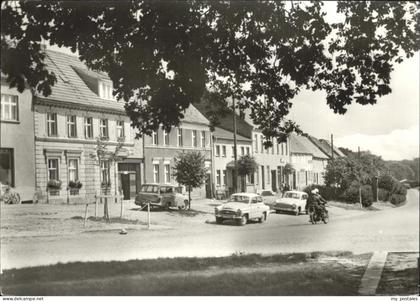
<box><xmin>35</xmin><ymin>50</ymin><xmax>125</xmax><ymax>113</ymax></box>
<box><xmin>213</xmin><ymin>127</ymin><xmax>252</xmax><ymax>142</ymax></box>
<box><xmin>182</xmin><ymin>104</ymin><xmax>210</xmax><ymax>125</ymax></box>
<box><xmin>313</xmin><ymin>138</ymin><xmax>346</xmax><ymax>158</ymax></box>
<box><xmin>36</xmin><ymin>50</ymin><xmax>210</xmax><ymax>125</ymax></box>
<box><xmin>194</xmin><ymin>99</ymin><xmax>253</xmax><ymax>138</ymax></box>
<box><xmin>290</xmin><ymin>134</ymin><xmax>329</xmax><ymax>159</ymax></box>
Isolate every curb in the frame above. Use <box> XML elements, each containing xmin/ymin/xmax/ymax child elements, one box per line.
<box><xmin>359</xmin><ymin>251</ymin><xmax>388</xmax><ymax>295</ymax></box>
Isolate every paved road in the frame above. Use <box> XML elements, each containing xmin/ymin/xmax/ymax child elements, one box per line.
<box><xmin>1</xmin><ymin>189</ymin><xmax>418</xmax><ymax>269</ymax></box>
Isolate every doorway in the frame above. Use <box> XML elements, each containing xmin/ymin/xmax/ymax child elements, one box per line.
<box><xmin>271</xmin><ymin>170</ymin><xmax>277</xmax><ymax>192</ymax></box>
<box><xmin>261</xmin><ymin>166</ymin><xmax>265</xmax><ymax>189</ymax></box>
<box><xmin>120</xmin><ymin>173</ymin><xmax>137</xmax><ymax>200</ymax></box>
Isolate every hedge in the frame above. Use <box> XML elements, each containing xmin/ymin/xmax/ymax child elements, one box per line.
<box><xmin>389</xmin><ymin>193</ymin><xmax>406</xmax><ymax>206</ymax></box>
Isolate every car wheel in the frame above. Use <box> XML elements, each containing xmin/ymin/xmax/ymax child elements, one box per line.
<box><xmin>238</xmin><ymin>215</ymin><xmax>248</xmax><ymax>226</ymax></box>
<box><xmin>275</xmin><ymin>210</ymin><xmax>280</xmax><ymax>214</ymax></box>
<box><xmin>165</xmin><ymin>202</ymin><xmax>172</xmax><ymax>210</ymax></box>
<box><xmin>258</xmin><ymin>212</ymin><xmax>267</xmax><ymax>223</ymax></box>
<box><xmin>216</xmin><ymin>217</ymin><xmax>223</xmax><ymax>224</ymax></box>
<box><xmin>322</xmin><ymin>211</ymin><xmax>329</xmax><ymax>224</ymax></box>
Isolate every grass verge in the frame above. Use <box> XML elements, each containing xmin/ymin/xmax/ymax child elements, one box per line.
<box><xmin>1</xmin><ymin>251</ymin><xmax>371</xmax><ymax>296</ymax></box>
<box><xmin>376</xmin><ymin>252</ymin><xmax>419</xmax><ymax>295</ymax></box>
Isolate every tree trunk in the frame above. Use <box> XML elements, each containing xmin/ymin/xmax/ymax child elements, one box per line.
<box><xmin>188</xmin><ymin>186</ymin><xmax>191</xmax><ymax>210</ymax></box>
<box><xmin>104</xmin><ymin>197</ymin><xmax>109</xmax><ymax>220</ymax></box>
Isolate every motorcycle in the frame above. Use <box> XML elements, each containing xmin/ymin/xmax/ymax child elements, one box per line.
<box><xmin>308</xmin><ymin>204</ymin><xmax>329</xmax><ymax>224</ymax></box>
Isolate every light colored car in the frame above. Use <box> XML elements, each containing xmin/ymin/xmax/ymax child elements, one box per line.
<box><xmin>135</xmin><ymin>184</ymin><xmax>188</xmax><ymax>210</ymax></box>
<box><xmin>273</xmin><ymin>190</ymin><xmax>308</xmax><ymax>215</ymax></box>
<box><xmin>214</xmin><ymin>193</ymin><xmax>270</xmax><ymax>226</ymax></box>
<box><xmin>257</xmin><ymin>189</ymin><xmax>278</xmax><ymax>207</ymax></box>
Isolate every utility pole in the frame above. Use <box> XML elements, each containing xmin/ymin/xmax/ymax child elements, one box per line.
<box><xmin>358</xmin><ymin>146</ymin><xmax>362</xmax><ymax>208</ymax></box>
<box><xmin>232</xmin><ymin>97</ymin><xmax>238</xmax><ymax>193</ymax></box>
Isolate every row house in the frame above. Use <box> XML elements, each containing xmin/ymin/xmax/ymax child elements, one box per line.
<box><xmin>33</xmin><ymin>50</ymin><xmax>143</xmax><ymax>203</ymax></box>
<box><xmin>143</xmin><ymin>105</ymin><xmax>212</xmax><ymax>199</ymax></box>
<box><xmin>212</xmin><ymin>127</ymin><xmax>253</xmax><ymax>197</ymax></box>
<box><xmin>289</xmin><ymin>134</ymin><xmax>329</xmax><ymax>190</ymax></box>
<box><xmin>0</xmin><ymin>76</ymin><xmax>36</xmax><ymax>201</ymax></box>
<box><xmin>252</xmin><ymin>129</ymin><xmax>290</xmax><ymax>193</ymax></box>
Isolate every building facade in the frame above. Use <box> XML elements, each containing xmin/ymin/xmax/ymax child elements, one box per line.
<box><xmin>212</xmin><ymin>127</ymin><xmax>253</xmax><ymax>196</ymax></box>
<box><xmin>0</xmin><ymin>77</ymin><xmax>36</xmax><ymax>201</ymax></box>
<box><xmin>33</xmin><ymin>50</ymin><xmax>143</xmax><ymax>203</ymax></box>
<box><xmin>143</xmin><ymin>105</ymin><xmax>212</xmax><ymax>199</ymax></box>
<box><xmin>289</xmin><ymin>134</ymin><xmax>329</xmax><ymax>190</ymax></box>
<box><xmin>252</xmin><ymin>130</ymin><xmax>290</xmax><ymax>193</ymax></box>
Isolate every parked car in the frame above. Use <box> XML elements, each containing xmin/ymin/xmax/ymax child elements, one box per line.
<box><xmin>135</xmin><ymin>184</ymin><xmax>188</xmax><ymax>210</ymax></box>
<box><xmin>257</xmin><ymin>189</ymin><xmax>278</xmax><ymax>207</ymax></box>
<box><xmin>273</xmin><ymin>190</ymin><xmax>308</xmax><ymax>215</ymax></box>
<box><xmin>214</xmin><ymin>193</ymin><xmax>270</xmax><ymax>226</ymax></box>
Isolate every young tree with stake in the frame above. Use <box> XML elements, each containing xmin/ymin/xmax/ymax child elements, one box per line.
<box><xmin>172</xmin><ymin>151</ymin><xmax>207</xmax><ymax>210</ymax></box>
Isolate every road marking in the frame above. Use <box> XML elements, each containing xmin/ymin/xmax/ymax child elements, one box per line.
<box><xmin>359</xmin><ymin>251</ymin><xmax>388</xmax><ymax>295</ymax></box>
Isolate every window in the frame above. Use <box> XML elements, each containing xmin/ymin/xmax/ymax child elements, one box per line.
<box><xmin>99</xmin><ymin>81</ymin><xmax>113</xmax><ymax>100</ymax></box>
<box><xmin>164</xmin><ymin>164</ymin><xmax>170</xmax><ymax>183</ymax></box>
<box><xmin>99</xmin><ymin>119</ymin><xmax>108</xmax><ymax>138</ymax></box>
<box><xmin>223</xmin><ymin>170</ymin><xmax>227</xmax><ymax>185</ymax></box>
<box><xmin>271</xmin><ymin>139</ymin><xmax>274</xmax><ymax>154</ymax></box>
<box><xmin>1</xmin><ymin>94</ymin><xmax>18</xmax><ymax>121</ymax></box>
<box><xmin>153</xmin><ymin>164</ymin><xmax>160</xmax><ymax>183</ymax></box>
<box><xmin>201</xmin><ymin>131</ymin><xmax>206</xmax><ymax>148</ymax></box>
<box><xmin>177</xmin><ymin>128</ymin><xmax>183</xmax><ymax>146</ymax></box>
<box><xmin>246</xmin><ymin>147</ymin><xmax>250</xmax><ymax>155</ymax></box>
<box><xmin>254</xmin><ymin>134</ymin><xmax>258</xmax><ymax>153</ymax></box>
<box><xmin>192</xmin><ymin>130</ymin><xmax>198</xmax><ymax>147</ymax></box>
<box><xmin>222</xmin><ymin>145</ymin><xmax>226</xmax><ymax>157</ymax></box>
<box><xmin>84</xmin><ymin>117</ymin><xmax>93</xmax><ymax>138</ymax></box>
<box><xmin>0</xmin><ymin>148</ymin><xmax>14</xmax><ymax>186</ymax></box>
<box><xmin>67</xmin><ymin>115</ymin><xmax>77</xmax><ymax>138</ymax></box>
<box><xmin>241</xmin><ymin>147</ymin><xmax>245</xmax><ymax>156</ymax></box>
<box><xmin>47</xmin><ymin>113</ymin><xmax>58</xmax><ymax>136</ymax></box>
<box><xmin>267</xmin><ymin>166</ymin><xmax>270</xmax><ymax>184</ymax></box>
<box><xmin>163</xmin><ymin>129</ymin><xmax>169</xmax><ymax>146</ymax></box>
<box><xmin>260</xmin><ymin>136</ymin><xmax>264</xmax><ymax>153</ymax></box>
<box><xmin>216</xmin><ymin>170</ymin><xmax>221</xmax><ymax>186</ymax></box>
<box><xmin>284</xmin><ymin>141</ymin><xmax>288</xmax><ymax>155</ymax></box>
<box><xmin>100</xmin><ymin>161</ymin><xmax>110</xmax><ymax>185</ymax></box>
<box><xmin>152</xmin><ymin>131</ymin><xmax>158</xmax><ymax>145</ymax></box>
<box><xmin>215</xmin><ymin>145</ymin><xmax>220</xmax><ymax>157</ymax></box>
<box><xmin>48</xmin><ymin>159</ymin><xmax>59</xmax><ymax>181</ymax></box>
<box><xmin>231</xmin><ymin>146</ymin><xmax>235</xmax><ymax>158</ymax></box>
<box><xmin>68</xmin><ymin>159</ymin><xmax>78</xmax><ymax>181</ymax></box>
<box><xmin>277</xmin><ymin>141</ymin><xmax>280</xmax><ymax>155</ymax></box>
<box><xmin>281</xmin><ymin>143</ymin><xmax>284</xmax><ymax>155</ymax></box>
<box><xmin>116</xmin><ymin>121</ymin><xmax>125</xmax><ymax>139</ymax></box>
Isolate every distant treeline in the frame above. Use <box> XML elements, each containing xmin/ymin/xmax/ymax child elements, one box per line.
<box><xmin>339</xmin><ymin>148</ymin><xmax>419</xmax><ymax>185</ymax></box>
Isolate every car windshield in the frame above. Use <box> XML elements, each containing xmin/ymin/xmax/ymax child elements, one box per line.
<box><xmin>283</xmin><ymin>192</ymin><xmax>301</xmax><ymax>199</ymax></box>
<box><xmin>140</xmin><ymin>185</ymin><xmax>159</xmax><ymax>193</ymax></box>
<box><xmin>230</xmin><ymin>195</ymin><xmax>250</xmax><ymax>204</ymax></box>
<box><xmin>261</xmin><ymin>191</ymin><xmax>274</xmax><ymax>196</ymax></box>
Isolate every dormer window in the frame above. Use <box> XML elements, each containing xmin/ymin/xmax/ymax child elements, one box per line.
<box><xmin>99</xmin><ymin>81</ymin><xmax>113</xmax><ymax>100</ymax></box>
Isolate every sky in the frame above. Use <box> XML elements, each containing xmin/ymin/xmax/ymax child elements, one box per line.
<box><xmin>288</xmin><ymin>52</ymin><xmax>419</xmax><ymax>161</ymax></box>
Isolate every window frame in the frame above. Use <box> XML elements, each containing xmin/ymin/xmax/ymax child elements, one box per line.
<box><xmin>47</xmin><ymin>113</ymin><xmax>58</xmax><ymax>137</ymax></box>
<box><xmin>66</xmin><ymin>115</ymin><xmax>77</xmax><ymax>138</ymax></box>
<box><xmin>153</xmin><ymin>164</ymin><xmax>160</xmax><ymax>183</ymax></box>
<box><xmin>0</xmin><ymin>94</ymin><xmax>19</xmax><ymax>122</ymax></box>
<box><xmin>192</xmin><ymin>130</ymin><xmax>198</xmax><ymax>147</ymax></box>
<box><xmin>201</xmin><ymin>131</ymin><xmax>206</xmax><ymax>148</ymax></box>
<box><xmin>116</xmin><ymin>120</ymin><xmax>125</xmax><ymax>140</ymax></box>
<box><xmin>164</xmin><ymin>164</ymin><xmax>171</xmax><ymax>183</ymax></box>
<box><xmin>177</xmin><ymin>128</ymin><xmax>183</xmax><ymax>147</ymax></box>
<box><xmin>84</xmin><ymin>117</ymin><xmax>93</xmax><ymax>139</ymax></box>
<box><xmin>47</xmin><ymin>158</ymin><xmax>60</xmax><ymax>181</ymax></box>
<box><xmin>99</xmin><ymin>119</ymin><xmax>109</xmax><ymax>139</ymax></box>
<box><xmin>163</xmin><ymin>129</ymin><xmax>169</xmax><ymax>146</ymax></box>
<box><xmin>68</xmin><ymin>158</ymin><xmax>79</xmax><ymax>182</ymax></box>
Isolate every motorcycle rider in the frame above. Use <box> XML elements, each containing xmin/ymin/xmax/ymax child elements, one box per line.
<box><xmin>307</xmin><ymin>188</ymin><xmax>327</xmax><ymax>222</ymax></box>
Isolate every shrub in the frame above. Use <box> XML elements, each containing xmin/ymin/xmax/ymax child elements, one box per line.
<box><xmin>68</xmin><ymin>180</ymin><xmax>83</xmax><ymax>189</ymax></box>
<box><xmin>391</xmin><ymin>181</ymin><xmax>407</xmax><ymax>195</ymax></box>
<box><xmin>47</xmin><ymin>179</ymin><xmax>62</xmax><ymax>189</ymax></box>
<box><xmin>389</xmin><ymin>194</ymin><xmax>406</xmax><ymax>206</ymax></box>
<box><xmin>378</xmin><ymin>174</ymin><xmax>394</xmax><ymax>191</ymax></box>
<box><xmin>377</xmin><ymin>188</ymin><xmax>390</xmax><ymax>202</ymax></box>
<box><xmin>360</xmin><ymin>185</ymin><xmax>374</xmax><ymax>207</ymax></box>
<box><xmin>340</xmin><ymin>181</ymin><xmax>360</xmax><ymax>203</ymax></box>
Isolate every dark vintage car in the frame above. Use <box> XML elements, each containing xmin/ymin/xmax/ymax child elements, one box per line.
<box><xmin>135</xmin><ymin>184</ymin><xmax>188</xmax><ymax>210</ymax></box>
